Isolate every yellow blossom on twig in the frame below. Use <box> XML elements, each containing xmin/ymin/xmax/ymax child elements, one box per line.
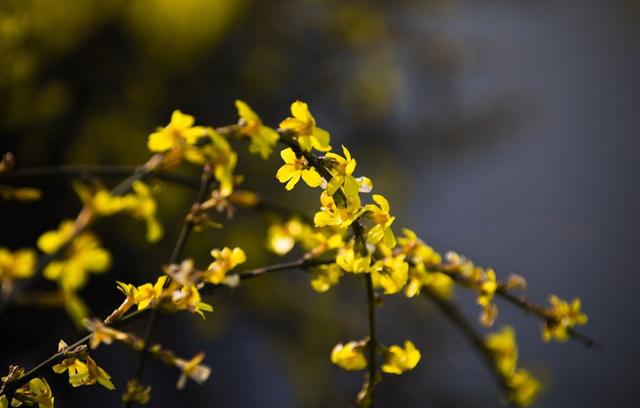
<box><xmin>235</xmin><ymin>100</ymin><xmax>279</xmax><ymax>159</ymax></box>
<box><xmin>381</xmin><ymin>340</ymin><xmax>421</xmax><ymax>375</ymax></box>
<box><xmin>279</xmin><ymin>101</ymin><xmax>331</xmax><ymax>152</ymax></box>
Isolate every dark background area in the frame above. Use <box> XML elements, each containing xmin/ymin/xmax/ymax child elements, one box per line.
<box><xmin>1</xmin><ymin>0</ymin><xmax>639</xmax><ymax>406</ymax></box>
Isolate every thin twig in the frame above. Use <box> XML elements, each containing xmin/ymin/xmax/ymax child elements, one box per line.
<box><xmin>0</xmin><ymin>256</ymin><xmax>325</xmax><ymax>399</ymax></box>
<box><xmin>427</xmin><ymin>264</ymin><xmax>600</xmax><ymax>349</ymax></box>
<box><xmin>0</xmin><ymin>164</ymin><xmax>200</xmax><ymax>189</ymax></box>
<box><xmin>421</xmin><ymin>288</ymin><xmax>515</xmax><ymax>406</ymax></box>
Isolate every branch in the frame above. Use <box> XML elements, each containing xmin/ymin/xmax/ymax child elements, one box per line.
<box><xmin>427</xmin><ymin>264</ymin><xmax>600</xmax><ymax>350</ymax></box>
<box><xmin>0</xmin><ymin>164</ymin><xmax>200</xmax><ymax>189</ymax></box>
<box><xmin>421</xmin><ymin>289</ymin><xmax>515</xmax><ymax>406</ymax></box>
<box><xmin>0</xmin><ymin>256</ymin><xmax>326</xmax><ymax>399</ymax></box>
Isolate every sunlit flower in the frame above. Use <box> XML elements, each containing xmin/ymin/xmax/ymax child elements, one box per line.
<box><xmin>235</xmin><ymin>100</ymin><xmax>279</xmax><ymax>159</ymax></box>
<box><xmin>174</xmin><ymin>352</ymin><xmax>211</xmax><ymax>390</ymax></box>
<box><xmin>205</xmin><ymin>247</ymin><xmax>246</xmax><ymax>284</ymax></box>
<box><xmin>314</xmin><ymin>190</ymin><xmax>364</xmax><ymax>229</ymax></box>
<box><xmin>171</xmin><ymin>284</ymin><xmax>213</xmax><ymax>318</ymax></box>
<box><xmin>265</xmin><ymin>218</ymin><xmax>305</xmax><ymax>255</ymax></box>
<box><xmin>276</xmin><ymin>147</ymin><xmax>322</xmax><ymax>190</ymax></box>
<box><xmin>134</xmin><ymin>276</ymin><xmax>168</xmax><ymax>310</ymax></box>
<box><xmin>325</xmin><ymin>145</ymin><xmax>359</xmax><ymax>197</ymax></box>
<box><xmin>10</xmin><ymin>377</ymin><xmax>54</xmax><ymax>408</ymax></box>
<box><xmin>123</xmin><ymin>181</ymin><xmax>163</xmax><ymax>242</ymax></box>
<box><xmin>371</xmin><ymin>254</ymin><xmax>409</xmax><ymax>295</ymax></box>
<box><xmin>364</xmin><ymin>194</ymin><xmax>396</xmax><ymax>248</ymax></box>
<box><xmin>509</xmin><ymin>369</ymin><xmax>541</xmax><ymax>407</ymax></box>
<box><xmin>542</xmin><ymin>295</ymin><xmax>588</xmax><ymax>342</ymax></box>
<box><xmin>381</xmin><ymin>340</ymin><xmax>421</xmax><ymax>375</ymax></box>
<box><xmin>279</xmin><ymin>101</ymin><xmax>331</xmax><ymax>152</ymax></box>
<box><xmin>477</xmin><ymin>268</ymin><xmax>498</xmax><ymax>326</ymax></box>
<box><xmin>147</xmin><ymin>110</ymin><xmax>208</xmax><ymax>153</ymax></box>
<box><xmin>53</xmin><ymin>351</ymin><xmax>114</xmax><ymax>390</ymax></box>
<box><xmin>485</xmin><ymin>326</ymin><xmax>518</xmax><ymax>377</ymax></box>
<box><xmin>309</xmin><ymin>263</ymin><xmax>343</xmax><ymax>293</ymax></box>
<box><xmin>74</xmin><ymin>183</ymin><xmax>126</xmax><ymax>217</ymax></box>
<box><xmin>331</xmin><ymin>341</ymin><xmax>367</xmax><ymax>370</ymax></box>
<box><xmin>336</xmin><ymin>245</ymin><xmax>371</xmax><ymax>274</ymax></box>
<box><xmin>38</xmin><ymin>221</ymin><xmax>111</xmax><ymax>291</ymax></box>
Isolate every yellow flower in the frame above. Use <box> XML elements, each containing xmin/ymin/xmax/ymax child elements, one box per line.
<box><xmin>309</xmin><ymin>263</ymin><xmax>343</xmax><ymax>293</ymax></box>
<box><xmin>205</xmin><ymin>247</ymin><xmax>246</xmax><ymax>284</ymax></box>
<box><xmin>38</xmin><ymin>221</ymin><xmax>111</xmax><ymax>291</ymax></box>
<box><xmin>405</xmin><ymin>263</ymin><xmax>453</xmax><ymax>300</ymax></box>
<box><xmin>364</xmin><ymin>194</ymin><xmax>396</xmax><ymax>248</ymax></box>
<box><xmin>37</xmin><ymin>219</ymin><xmax>75</xmax><ymax>253</ymax></box>
<box><xmin>371</xmin><ymin>254</ymin><xmax>409</xmax><ymax>295</ymax></box>
<box><xmin>397</xmin><ymin>228</ymin><xmax>442</xmax><ymax>265</ymax></box>
<box><xmin>381</xmin><ymin>340</ymin><xmax>421</xmax><ymax>375</ymax></box>
<box><xmin>265</xmin><ymin>218</ymin><xmax>305</xmax><ymax>255</ymax></box>
<box><xmin>509</xmin><ymin>369</ymin><xmax>541</xmax><ymax>407</ymax></box>
<box><xmin>314</xmin><ymin>190</ymin><xmax>364</xmax><ymax>229</ymax></box>
<box><xmin>84</xmin><ymin>319</ymin><xmax>129</xmax><ymax>349</ymax></box>
<box><xmin>325</xmin><ymin>145</ymin><xmax>360</xmax><ymax>197</ymax></box>
<box><xmin>148</xmin><ymin>110</ymin><xmax>208</xmax><ymax>153</ymax></box>
<box><xmin>276</xmin><ymin>148</ymin><xmax>323</xmax><ymax>190</ymax></box>
<box><xmin>477</xmin><ymin>268</ymin><xmax>498</xmax><ymax>326</ymax></box>
<box><xmin>134</xmin><ymin>276</ymin><xmax>168</xmax><ymax>310</ymax></box>
<box><xmin>74</xmin><ymin>182</ymin><xmax>127</xmax><ymax>217</ymax></box>
<box><xmin>53</xmin><ymin>354</ymin><xmax>115</xmax><ymax>390</ymax></box>
<box><xmin>279</xmin><ymin>100</ymin><xmax>331</xmax><ymax>152</ymax></box>
<box><xmin>485</xmin><ymin>326</ymin><xmax>518</xmax><ymax>377</ymax></box>
<box><xmin>336</xmin><ymin>245</ymin><xmax>371</xmax><ymax>274</ymax></box>
<box><xmin>122</xmin><ymin>379</ymin><xmax>152</xmax><ymax>405</ymax></box>
<box><xmin>123</xmin><ymin>181</ymin><xmax>163</xmax><ymax>242</ymax></box>
<box><xmin>330</xmin><ymin>341</ymin><xmax>367</xmax><ymax>371</ymax></box>
<box><xmin>0</xmin><ymin>247</ymin><xmax>36</xmax><ymax>292</ymax></box>
<box><xmin>298</xmin><ymin>227</ymin><xmax>344</xmax><ymax>258</ymax></box>
<box><xmin>235</xmin><ymin>100</ymin><xmax>279</xmax><ymax>159</ymax></box>
<box><xmin>170</xmin><ymin>284</ymin><xmax>214</xmax><ymax>318</ymax></box>
<box><xmin>174</xmin><ymin>352</ymin><xmax>211</xmax><ymax>390</ymax></box>
<box><xmin>542</xmin><ymin>295</ymin><xmax>588</xmax><ymax>342</ymax></box>
<box><xmin>202</xmin><ymin>129</ymin><xmax>238</xmax><ymax>196</ymax></box>
<box><xmin>10</xmin><ymin>377</ymin><xmax>54</xmax><ymax>408</ymax></box>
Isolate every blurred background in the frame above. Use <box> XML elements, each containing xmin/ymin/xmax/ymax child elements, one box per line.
<box><xmin>1</xmin><ymin>0</ymin><xmax>639</xmax><ymax>406</ymax></box>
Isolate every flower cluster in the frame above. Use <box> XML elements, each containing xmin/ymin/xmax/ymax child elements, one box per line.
<box><xmin>108</xmin><ymin>247</ymin><xmax>246</xmax><ymax>323</ymax></box>
<box><xmin>0</xmin><ymin>99</ymin><xmax>594</xmax><ymax>408</ymax></box>
<box><xmin>75</xmin><ymin>180</ymin><xmax>163</xmax><ymax>242</ymax></box>
<box><xmin>81</xmin><ymin>319</ymin><xmax>211</xmax><ymax>399</ymax></box>
<box><xmin>485</xmin><ymin>326</ymin><xmax>541</xmax><ymax>407</ymax></box>
<box><xmin>52</xmin><ymin>340</ymin><xmax>114</xmax><ymax>390</ymax></box>
<box><xmin>0</xmin><ymin>376</ymin><xmax>54</xmax><ymax>408</ymax></box>
<box><xmin>542</xmin><ymin>295</ymin><xmax>588</xmax><ymax>342</ymax></box>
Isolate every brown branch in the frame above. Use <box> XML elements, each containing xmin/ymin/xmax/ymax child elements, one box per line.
<box><xmin>426</xmin><ymin>263</ymin><xmax>600</xmax><ymax>350</ymax></box>
<box><xmin>0</xmin><ymin>164</ymin><xmax>200</xmax><ymax>189</ymax></box>
<box><xmin>421</xmin><ymin>289</ymin><xmax>515</xmax><ymax>406</ymax></box>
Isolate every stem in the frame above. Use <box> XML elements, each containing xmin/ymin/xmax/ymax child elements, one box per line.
<box><xmin>427</xmin><ymin>264</ymin><xmax>600</xmax><ymax>349</ymax></box>
<box><xmin>421</xmin><ymin>289</ymin><xmax>515</xmax><ymax>405</ymax></box>
<box><xmin>0</xmin><ymin>165</ymin><xmax>200</xmax><ymax>189</ymax></box>
<box><xmin>364</xmin><ymin>273</ymin><xmax>377</xmax><ymax>407</ymax></box>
